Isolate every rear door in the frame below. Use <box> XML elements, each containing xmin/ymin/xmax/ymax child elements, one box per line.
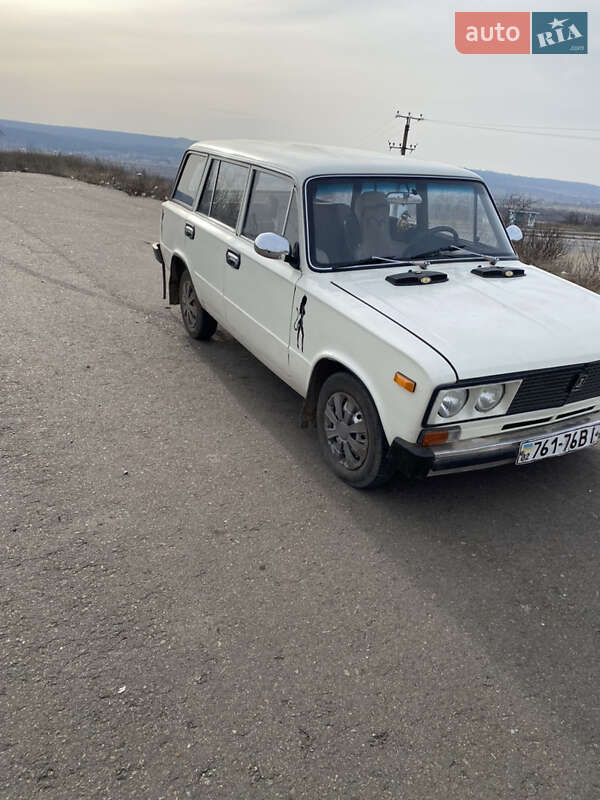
<box><xmin>187</xmin><ymin>158</ymin><xmax>250</xmax><ymax>321</ymax></box>
<box><xmin>160</xmin><ymin>150</ymin><xmax>207</xmax><ymax>278</ymax></box>
<box><xmin>223</xmin><ymin>169</ymin><xmax>301</xmax><ymax>381</ymax></box>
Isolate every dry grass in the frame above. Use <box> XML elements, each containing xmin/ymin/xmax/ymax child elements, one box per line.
<box><xmin>515</xmin><ymin>226</ymin><xmax>600</xmax><ymax>293</ymax></box>
<box><xmin>0</xmin><ymin>150</ymin><xmax>173</xmax><ymax>200</ymax></box>
<box><xmin>548</xmin><ymin>241</ymin><xmax>600</xmax><ymax>294</ymax></box>
<box><xmin>499</xmin><ymin>194</ymin><xmax>600</xmax><ymax>292</ymax></box>
<box><xmin>513</xmin><ymin>225</ymin><xmax>570</xmax><ymax>266</ymax></box>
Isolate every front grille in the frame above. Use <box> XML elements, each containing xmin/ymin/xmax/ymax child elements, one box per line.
<box><xmin>508</xmin><ymin>360</ymin><xmax>600</xmax><ymax>415</ymax></box>
<box><xmin>502</xmin><ymin>417</ymin><xmax>553</xmax><ymax>430</ymax></box>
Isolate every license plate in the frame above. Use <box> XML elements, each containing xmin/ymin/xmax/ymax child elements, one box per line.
<box><xmin>517</xmin><ymin>424</ymin><xmax>600</xmax><ymax>464</ymax></box>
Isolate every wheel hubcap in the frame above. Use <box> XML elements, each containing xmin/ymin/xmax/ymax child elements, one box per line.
<box><xmin>324</xmin><ymin>391</ymin><xmax>369</xmax><ymax>470</ymax></box>
<box><xmin>181</xmin><ymin>279</ymin><xmax>199</xmax><ymax>328</ymax></box>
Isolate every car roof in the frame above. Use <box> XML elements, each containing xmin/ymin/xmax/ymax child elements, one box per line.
<box><xmin>188</xmin><ymin>140</ymin><xmax>481</xmax><ymax>183</ymax></box>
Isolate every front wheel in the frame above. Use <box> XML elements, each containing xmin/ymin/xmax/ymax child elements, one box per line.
<box><xmin>179</xmin><ymin>269</ymin><xmax>217</xmax><ymax>340</ymax></box>
<box><xmin>316</xmin><ymin>372</ymin><xmax>394</xmax><ymax>489</ymax></box>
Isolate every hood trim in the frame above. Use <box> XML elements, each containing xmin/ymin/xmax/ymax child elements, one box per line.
<box><xmin>331</xmin><ymin>282</ymin><xmax>459</xmax><ymax>381</ymax></box>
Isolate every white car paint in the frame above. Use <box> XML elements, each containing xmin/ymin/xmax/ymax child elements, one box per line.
<box><xmin>158</xmin><ymin>141</ymin><xmax>600</xmax><ymax>475</ymax></box>
<box><xmin>329</xmin><ymin>259</ymin><xmax>600</xmax><ymax>378</ymax></box>
<box><xmin>223</xmin><ymin>227</ymin><xmax>300</xmax><ymax>382</ymax></box>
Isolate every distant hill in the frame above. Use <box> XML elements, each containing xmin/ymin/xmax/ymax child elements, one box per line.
<box><xmin>0</xmin><ymin>119</ymin><xmax>192</xmax><ymax>176</ymax></box>
<box><xmin>1</xmin><ymin>119</ymin><xmax>599</xmax><ymax>209</ymax></box>
<box><xmin>475</xmin><ymin>169</ymin><xmax>600</xmax><ymax>210</ymax></box>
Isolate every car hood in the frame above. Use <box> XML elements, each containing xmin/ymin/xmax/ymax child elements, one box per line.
<box><xmin>331</xmin><ymin>260</ymin><xmax>600</xmax><ymax>379</ymax></box>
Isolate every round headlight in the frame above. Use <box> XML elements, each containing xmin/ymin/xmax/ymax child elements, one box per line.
<box><xmin>474</xmin><ymin>384</ymin><xmax>505</xmax><ymax>413</ymax></box>
<box><xmin>437</xmin><ymin>388</ymin><xmax>469</xmax><ymax>418</ymax></box>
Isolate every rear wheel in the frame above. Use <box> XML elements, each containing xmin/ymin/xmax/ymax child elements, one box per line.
<box><xmin>179</xmin><ymin>269</ymin><xmax>217</xmax><ymax>340</ymax></box>
<box><xmin>316</xmin><ymin>372</ymin><xmax>394</xmax><ymax>488</ymax></box>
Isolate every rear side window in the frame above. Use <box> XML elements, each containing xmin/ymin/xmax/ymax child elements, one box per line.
<box><xmin>242</xmin><ymin>171</ymin><xmax>293</xmax><ymax>240</ymax></box>
<box><xmin>173</xmin><ymin>153</ymin><xmax>206</xmax><ymax>206</ymax></box>
<box><xmin>210</xmin><ymin>161</ymin><xmax>249</xmax><ymax>229</ymax></box>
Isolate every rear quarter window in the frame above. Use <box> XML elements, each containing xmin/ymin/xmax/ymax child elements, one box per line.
<box><xmin>173</xmin><ymin>153</ymin><xmax>207</xmax><ymax>206</ymax></box>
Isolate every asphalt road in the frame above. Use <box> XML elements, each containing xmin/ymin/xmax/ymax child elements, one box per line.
<box><xmin>1</xmin><ymin>173</ymin><xmax>599</xmax><ymax>800</ymax></box>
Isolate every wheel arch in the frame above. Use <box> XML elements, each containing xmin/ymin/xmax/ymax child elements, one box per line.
<box><xmin>168</xmin><ymin>253</ymin><xmax>188</xmax><ymax>305</ymax></box>
<box><xmin>300</xmin><ymin>355</ymin><xmax>383</xmax><ymax>432</ymax></box>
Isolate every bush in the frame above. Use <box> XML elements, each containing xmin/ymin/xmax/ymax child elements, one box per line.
<box><xmin>0</xmin><ymin>150</ymin><xmax>173</xmax><ymax>200</ymax></box>
<box><xmin>498</xmin><ymin>193</ymin><xmax>599</xmax><ymax>292</ymax></box>
<box><xmin>513</xmin><ymin>226</ymin><xmax>569</xmax><ymax>267</ymax></box>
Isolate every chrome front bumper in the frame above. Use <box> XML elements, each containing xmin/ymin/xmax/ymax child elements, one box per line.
<box><xmin>389</xmin><ymin>409</ymin><xmax>600</xmax><ymax>478</ymax></box>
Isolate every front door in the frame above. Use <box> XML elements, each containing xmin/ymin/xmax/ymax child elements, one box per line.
<box><xmin>223</xmin><ymin>172</ymin><xmax>301</xmax><ymax>381</ymax></box>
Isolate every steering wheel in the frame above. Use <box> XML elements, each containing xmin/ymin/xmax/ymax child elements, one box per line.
<box><xmin>409</xmin><ymin>225</ymin><xmax>460</xmax><ymax>252</ymax></box>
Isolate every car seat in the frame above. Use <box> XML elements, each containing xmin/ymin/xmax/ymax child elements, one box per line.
<box><xmin>354</xmin><ymin>191</ymin><xmax>407</xmax><ymax>261</ymax></box>
<box><xmin>312</xmin><ymin>203</ymin><xmax>361</xmax><ymax>266</ymax></box>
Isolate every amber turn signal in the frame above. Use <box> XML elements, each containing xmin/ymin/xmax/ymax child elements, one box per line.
<box><xmin>393</xmin><ymin>372</ymin><xmax>416</xmax><ymax>393</ymax></box>
<box><xmin>420</xmin><ymin>430</ymin><xmax>450</xmax><ymax>447</ymax></box>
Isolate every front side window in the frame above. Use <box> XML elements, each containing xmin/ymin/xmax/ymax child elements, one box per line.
<box><xmin>173</xmin><ymin>153</ymin><xmax>207</xmax><ymax>206</ymax></box>
<box><xmin>242</xmin><ymin>171</ymin><xmax>293</xmax><ymax>240</ymax></box>
<box><xmin>306</xmin><ymin>176</ymin><xmax>513</xmax><ymax>270</ymax></box>
<box><xmin>210</xmin><ymin>161</ymin><xmax>249</xmax><ymax>229</ymax></box>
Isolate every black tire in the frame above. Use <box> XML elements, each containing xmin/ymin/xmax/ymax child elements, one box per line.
<box><xmin>179</xmin><ymin>269</ymin><xmax>217</xmax><ymax>340</ymax></box>
<box><xmin>316</xmin><ymin>372</ymin><xmax>394</xmax><ymax>489</ymax></box>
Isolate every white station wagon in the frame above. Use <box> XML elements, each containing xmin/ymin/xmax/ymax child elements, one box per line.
<box><xmin>153</xmin><ymin>141</ymin><xmax>600</xmax><ymax>487</ymax></box>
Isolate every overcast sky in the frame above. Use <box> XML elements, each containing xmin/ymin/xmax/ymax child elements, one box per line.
<box><xmin>1</xmin><ymin>0</ymin><xmax>598</xmax><ymax>183</ymax></box>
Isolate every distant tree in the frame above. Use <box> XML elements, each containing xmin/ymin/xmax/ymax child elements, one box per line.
<box><xmin>498</xmin><ymin>194</ymin><xmax>536</xmax><ymax>226</ymax></box>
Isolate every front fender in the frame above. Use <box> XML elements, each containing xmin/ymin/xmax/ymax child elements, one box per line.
<box><xmin>292</xmin><ymin>280</ymin><xmax>455</xmax><ymax>444</ymax></box>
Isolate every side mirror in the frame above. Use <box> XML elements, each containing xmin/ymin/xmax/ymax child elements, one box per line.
<box><xmin>506</xmin><ymin>224</ymin><xmax>523</xmax><ymax>242</ymax></box>
<box><xmin>254</xmin><ymin>232</ymin><xmax>290</xmax><ymax>260</ymax></box>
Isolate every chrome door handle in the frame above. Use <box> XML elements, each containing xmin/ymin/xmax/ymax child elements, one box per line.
<box><xmin>184</xmin><ymin>223</ymin><xmax>195</xmax><ymax>239</ymax></box>
<box><xmin>226</xmin><ymin>249</ymin><xmax>240</xmax><ymax>269</ymax></box>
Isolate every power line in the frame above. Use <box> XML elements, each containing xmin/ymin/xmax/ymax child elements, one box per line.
<box><xmin>428</xmin><ymin>117</ymin><xmax>600</xmax><ymax>133</ymax></box>
<box><xmin>423</xmin><ymin>117</ymin><xmax>600</xmax><ymax>142</ymax></box>
<box><xmin>355</xmin><ymin>116</ymin><xmax>399</xmax><ymax>149</ymax></box>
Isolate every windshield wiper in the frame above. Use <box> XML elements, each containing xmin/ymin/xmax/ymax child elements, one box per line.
<box><xmin>337</xmin><ymin>256</ymin><xmax>415</xmax><ymax>269</ymax></box>
<box><xmin>409</xmin><ymin>245</ymin><xmax>510</xmax><ymax>264</ymax></box>
<box><xmin>364</xmin><ymin>254</ymin><xmax>439</xmax><ymax>270</ymax></box>
<box><xmin>364</xmin><ymin>255</ymin><xmax>417</xmax><ymax>266</ymax></box>
<box><xmin>446</xmin><ymin>246</ymin><xmax>503</xmax><ymax>265</ymax></box>
<box><xmin>408</xmin><ymin>247</ymin><xmax>455</xmax><ymax>261</ymax></box>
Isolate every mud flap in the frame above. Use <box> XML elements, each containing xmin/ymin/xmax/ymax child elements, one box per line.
<box><xmin>152</xmin><ymin>242</ymin><xmax>166</xmax><ymax>299</ymax></box>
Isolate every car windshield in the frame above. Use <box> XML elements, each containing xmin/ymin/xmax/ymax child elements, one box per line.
<box><xmin>306</xmin><ymin>176</ymin><xmax>514</xmax><ymax>270</ymax></box>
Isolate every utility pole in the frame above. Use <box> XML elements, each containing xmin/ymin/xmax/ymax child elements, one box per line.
<box><xmin>389</xmin><ymin>112</ymin><xmax>423</xmax><ymax>155</ymax></box>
